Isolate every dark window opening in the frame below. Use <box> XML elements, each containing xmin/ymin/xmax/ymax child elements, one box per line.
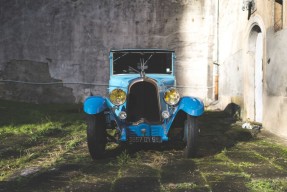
<box><xmin>112</xmin><ymin>52</ymin><xmax>173</xmax><ymax>75</ymax></box>
<box><xmin>274</xmin><ymin>0</ymin><xmax>283</xmax><ymax>32</ymax></box>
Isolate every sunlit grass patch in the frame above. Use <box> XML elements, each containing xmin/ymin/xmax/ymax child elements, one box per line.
<box><xmin>0</xmin><ymin>99</ymin><xmax>85</xmax><ymax>181</ymax></box>
<box><xmin>146</xmin><ymin>151</ymin><xmax>169</xmax><ymax>169</ymax></box>
<box><xmin>247</xmin><ymin>179</ymin><xmax>287</xmax><ymax>192</ymax></box>
<box><xmin>238</xmin><ymin>161</ymin><xmax>256</xmax><ymax>168</ymax></box>
<box><xmin>254</xmin><ymin>140</ymin><xmax>287</xmax><ymax>158</ymax></box>
<box><xmin>161</xmin><ymin>182</ymin><xmax>197</xmax><ymax>191</ymax></box>
<box><xmin>214</xmin><ymin>148</ymin><xmax>231</xmax><ymax>162</ymax></box>
<box><xmin>116</xmin><ymin>150</ymin><xmax>132</xmax><ymax>167</ymax></box>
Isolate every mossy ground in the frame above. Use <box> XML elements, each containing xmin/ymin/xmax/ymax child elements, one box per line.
<box><xmin>0</xmin><ymin>100</ymin><xmax>287</xmax><ymax>192</ymax></box>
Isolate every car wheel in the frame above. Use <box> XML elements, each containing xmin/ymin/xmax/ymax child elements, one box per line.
<box><xmin>183</xmin><ymin>115</ymin><xmax>198</xmax><ymax>158</ymax></box>
<box><xmin>87</xmin><ymin>113</ymin><xmax>107</xmax><ymax>159</ymax></box>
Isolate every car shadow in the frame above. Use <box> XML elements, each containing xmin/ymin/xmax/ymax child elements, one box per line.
<box><xmin>104</xmin><ymin>109</ymin><xmax>253</xmax><ymax>158</ymax></box>
<box><xmin>196</xmin><ymin>110</ymin><xmax>253</xmax><ymax>157</ymax></box>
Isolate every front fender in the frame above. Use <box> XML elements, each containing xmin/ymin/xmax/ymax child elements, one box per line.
<box><xmin>176</xmin><ymin>96</ymin><xmax>204</xmax><ymax>116</ymax></box>
<box><xmin>83</xmin><ymin>96</ymin><xmax>107</xmax><ymax>115</ymax></box>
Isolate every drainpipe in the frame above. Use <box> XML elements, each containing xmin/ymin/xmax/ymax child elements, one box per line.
<box><xmin>214</xmin><ymin>0</ymin><xmax>220</xmax><ymax>101</ymax></box>
<box><xmin>214</xmin><ymin>74</ymin><xmax>219</xmax><ymax>100</ymax></box>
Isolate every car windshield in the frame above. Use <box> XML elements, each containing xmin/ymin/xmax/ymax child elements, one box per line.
<box><xmin>112</xmin><ymin>51</ymin><xmax>173</xmax><ymax>75</ymax></box>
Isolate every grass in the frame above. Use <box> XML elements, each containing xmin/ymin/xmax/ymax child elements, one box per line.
<box><xmin>247</xmin><ymin>179</ymin><xmax>287</xmax><ymax>192</ymax></box>
<box><xmin>161</xmin><ymin>182</ymin><xmax>198</xmax><ymax>191</ymax></box>
<box><xmin>1</xmin><ymin>100</ymin><xmax>287</xmax><ymax>192</ymax></box>
<box><xmin>0</xmin><ymin>99</ymin><xmax>86</xmax><ymax>180</ymax></box>
<box><xmin>116</xmin><ymin>150</ymin><xmax>131</xmax><ymax>167</ymax></box>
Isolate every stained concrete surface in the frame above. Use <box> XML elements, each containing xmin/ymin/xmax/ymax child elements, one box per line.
<box><xmin>0</xmin><ymin>60</ymin><xmax>75</xmax><ymax>103</ymax></box>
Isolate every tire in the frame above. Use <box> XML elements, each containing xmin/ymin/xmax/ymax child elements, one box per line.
<box><xmin>183</xmin><ymin>115</ymin><xmax>198</xmax><ymax>158</ymax></box>
<box><xmin>87</xmin><ymin>113</ymin><xmax>107</xmax><ymax>159</ymax></box>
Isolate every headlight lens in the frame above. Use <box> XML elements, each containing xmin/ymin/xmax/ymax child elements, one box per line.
<box><xmin>109</xmin><ymin>89</ymin><xmax>126</xmax><ymax>105</ymax></box>
<box><xmin>164</xmin><ymin>88</ymin><xmax>180</xmax><ymax>105</ymax></box>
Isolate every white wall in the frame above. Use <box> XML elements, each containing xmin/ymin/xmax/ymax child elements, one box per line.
<box><xmin>265</xmin><ymin>28</ymin><xmax>287</xmax><ymax>137</ymax></box>
<box><xmin>217</xmin><ymin>0</ymin><xmax>248</xmax><ymax>109</ymax></box>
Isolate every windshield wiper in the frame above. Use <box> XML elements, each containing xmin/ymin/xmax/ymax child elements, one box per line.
<box><xmin>143</xmin><ymin>53</ymin><xmax>154</xmax><ymax>66</ymax></box>
<box><xmin>113</xmin><ymin>53</ymin><xmax>129</xmax><ymax>62</ymax></box>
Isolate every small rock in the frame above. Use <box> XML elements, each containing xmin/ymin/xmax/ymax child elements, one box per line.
<box><xmin>20</xmin><ymin>167</ymin><xmax>41</xmax><ymax>177</ymax></box>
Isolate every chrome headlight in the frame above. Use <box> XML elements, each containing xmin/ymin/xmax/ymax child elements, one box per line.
<box><xmin>164</xmin><ymin>88</ymin><xmax>180</xmax><ymax>106</ymax></box>
<box><xmin>109</xmin><ymin>88</ymin><xmax>126</xmax><ymax>106</ymax></box>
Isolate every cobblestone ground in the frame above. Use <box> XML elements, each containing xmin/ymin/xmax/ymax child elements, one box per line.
<box><xmin>0</xmin><ymin>103</ymin><xmax>287</xmax><ymax>192</ymax></box>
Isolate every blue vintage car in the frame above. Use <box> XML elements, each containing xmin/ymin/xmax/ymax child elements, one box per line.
<box><xmin>83</xmin><ymin>49</ymin><xmax>204</xmax><ymax>159</ymax></box>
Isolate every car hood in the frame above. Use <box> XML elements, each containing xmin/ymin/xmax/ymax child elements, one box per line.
<box><xmin>109</xmin><ymin>74</ymin><xmax>175</xmax><ymax>91</ymax></box>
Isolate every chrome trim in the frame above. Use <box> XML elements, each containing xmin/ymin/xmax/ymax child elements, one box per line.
<box><xmin>127</xmin><ymin>77</ymin><xmax>162</xmax><ymax>124</ymax></box>
<box><xmin>161</xmin><ymin>110</ymin><xmax>170</xmax><ymax>119</ymax></box>
<box><xmin>119</xmin><ymin>111</ymin><xmax>127</xmax><ymax>120</ymax></box>
<box><xmin>132</xmin><ymin>118</ymin><xmax>145</xmax><ymax>125</ymax></box>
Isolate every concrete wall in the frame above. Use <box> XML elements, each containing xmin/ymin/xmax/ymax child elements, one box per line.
<box><xmin>215</xmin><ymin>1</ymin><xmax>248</xmax><ymax>111</ymax></box>
<box><xmin>0</xmin><ymin>60</ymin><xmax>75</xmax><ymax>103</ymax></box>
<box><xmin>0</xmin><ymin>0</ymin><xmax>216</xmax><ymax>103</ymax></box>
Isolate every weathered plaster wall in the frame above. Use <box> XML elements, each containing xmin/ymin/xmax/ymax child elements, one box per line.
<box><xmin>265</xmin><ymin>28</ymin><xmax>287</xmax><ymax>137</ymax></box>
<box><xmin>0</xmin><ymin>0</ymin><xmax>216</xmax><ymax>103</ymax></box>
<box><xmin>244</xmin><ymin>1</ymin><xmax>287</xmax><ymax>137</ymax></box>
<box><xmin>217</xmin><ymin>1</ymin><xmax>247</xmax><ymax>110</ymax></box>
<box><xmin>218</xmin><ymin>0</ymin><xmax>287</xmax><ymax>138</ymax></box>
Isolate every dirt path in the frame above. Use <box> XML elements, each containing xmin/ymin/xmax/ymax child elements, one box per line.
<box><xmin>1</xmin><ymin>110</ymin><xmax>287</xmax><ymax>192</ymax></box>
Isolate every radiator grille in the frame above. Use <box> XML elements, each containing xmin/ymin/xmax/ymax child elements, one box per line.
<box><xmin>126</xmin><ymin>80</ymin><xmax>161</xmax><ymax>123</ymax></box>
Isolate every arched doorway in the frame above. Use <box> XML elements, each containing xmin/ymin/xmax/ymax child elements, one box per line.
<box><xmin>246</xmin><ymin>25</ymin><xmax>263</xmax><ymax>123</ymax></box>
<box><xmin>254</xmin><ymin>33</ymin><xmax>263</xmax><ymax>122</ymax></box>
